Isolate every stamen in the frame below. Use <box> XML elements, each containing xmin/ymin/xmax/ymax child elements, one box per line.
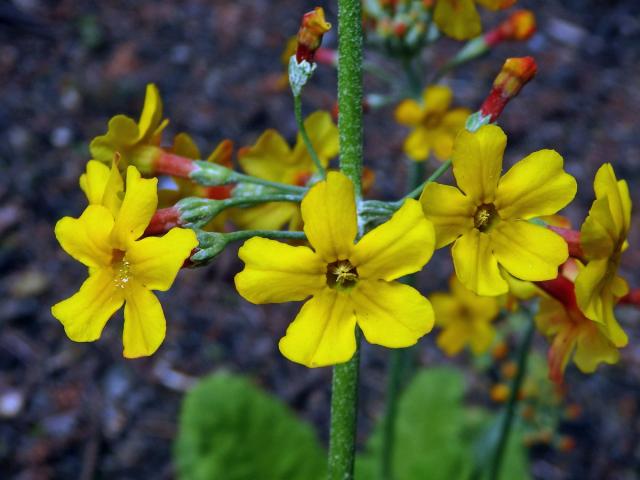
<box><xmin>112</xmin><ymin>250</ymin><xmax>131</xmax><ymax>289</ymax></box>
<box><xmin>326</xmin><ymin>260</ymin><xmax>358</xmax><ymax>290</ymax></box>
<box><xmin>474</xmin><ymin>203</ymin><xmax>499</xmax><ymax>232</ymax></box>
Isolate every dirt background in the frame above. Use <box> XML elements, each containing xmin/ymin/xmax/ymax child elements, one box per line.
<box><xmin>1</xmin><ymin>0</ymin><xmax>640</xmax><ymax>478</ymax></box>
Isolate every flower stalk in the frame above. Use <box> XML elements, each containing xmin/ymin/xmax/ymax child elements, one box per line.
<box><xmin>329</xmin><ymin>0</ymin><xmax>364</xmax><ymax>478</ymax></box>
<box><xmin>293</xmin><ymin>94</ymin><xmax>326</xmax><ymax>178</ymax></box>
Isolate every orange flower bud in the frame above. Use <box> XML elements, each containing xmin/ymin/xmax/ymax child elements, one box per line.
<box><xmin>492</xmin><ymin>341</ymin><xmax>509</xmax><ymax>360</ymax></box>
<box><xmin>296</xmin><ymin>7</ymin><xmax>332</xmax><ymax>63</ymax></box>
<box><xmin>480</xmin><ymin>57</ymin><xmax>537</xmax><ymax>122</ymax></box>
<box><xmin>485</xmin><ymin>10</ymin><xmax>536</xmax><ymax>46</ymax></box>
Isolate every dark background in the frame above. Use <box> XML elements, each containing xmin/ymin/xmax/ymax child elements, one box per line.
<box><xmin>1</xmin><ymin>0</ymin><xmax>640</xmax><ymax>478</ymax></box>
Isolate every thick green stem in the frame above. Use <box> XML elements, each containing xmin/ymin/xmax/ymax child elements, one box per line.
<box><xmin>337</xmin><ymin>0</ymin><xmax>364</xmax><ymax>199</ymax></box>
<box><xmin>328</xmin><ymin>1</ymin><xmax>363</xmax><ymax>479</ymax></box>
<box><xmin>488</xmin><ymin>317</ymin><xmax>536</xmax><ymax>480</ymax></box>
<box><xmin>294</xmin><ymin>94</ymin><xmax>326</xmax><ymax>178</ymax></box>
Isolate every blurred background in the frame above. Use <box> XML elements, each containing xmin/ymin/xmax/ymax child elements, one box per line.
<box><xmin>1</xmin><ymin>0</ymin><xmax>640</xmax><ymax>478</ymax></box>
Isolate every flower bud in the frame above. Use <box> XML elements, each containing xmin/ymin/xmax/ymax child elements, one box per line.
<box><xmin>485</xmin><ymin>10</ymin><xmax>536</xmax><ymax>47</ymax></box>
<box><xmin>190</xmin><ymin>231</ymin><xmax>229</xmax><ymax>266</ymax></box>
<box><xmin>296</xmin><ymin>7</ymin><xmax>331</xmax><ymax>63</ymax></box>
<box><xmin>479</xmin><ymin>56</ymin><xmax>537</xmax><ymax>122</ymax></box>
<box><xmin>189</xmin><ymin>160</ymin><xmax>236</xmax><ymax>187</ymax></box>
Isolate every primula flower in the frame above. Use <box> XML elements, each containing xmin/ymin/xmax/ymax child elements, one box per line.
<box><xmin>235</xmin><ymin>111</ymin><xmax>338</xmax><ymax>230</ymax></box>
<box><xmin>51</xmin><ymin>166</ymin><xmax>198</xmax><ymax>358</ymax></box>
<box><xmin>79</xmin><ymin>158</ymin><xmax>124</xmax><ymax>214</ymax></box>
<box><xmin>235</xmin><ymin>172</ymin><xmax>436</xmax><ymax>367</ymax></box>
<box><xmin>433</xmin><ymin>0</ymin><xmax>516</xmax><ymax>40</ymax></box>
<box><xmin>90</xmin><ymin>84</ymin><xmax>168</xmax><ymax>174</ymax></box>
<box><xmin>430</xmin><ymin>276</ymin><xmax>500</xmax><ymax>356</ymax></box>
<box><xmin>574</xmin><ymin>163</ymin><xmax>631</xmax><ymax>347</ymax></box>
<box><xmin>421</xmin><ymin>124</ymin><xmax>577</xmax><ymax>296</ymax></box>
<box><xmin>536</xmin><ymin>264</ymin><xmax>620</xmax><ymax>384</ymax></box>
<box><xmin>395</xmin><ymin>85</ymin><xmax>471</xmax><ymax>162</ymax></box>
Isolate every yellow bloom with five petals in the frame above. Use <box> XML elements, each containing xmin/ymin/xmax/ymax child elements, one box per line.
<box><xmin>235</xmin><ymin>172</ymin><xmax>436</xmax><ymax>367</ymax></box>
<box><xmin>431</xmin><ymin>275</ymin><xmax>500</xmax><ymax>356</ymax></box>
<box><xmin>421</xmin><ymin>125</ymin><xmax>577</xmax><ymax>296</ymax></box>
<box><xmin>52</xmin><ymin>166</ymin><xmax>198</xmax><ymax>358</ymax></box>
<box><xmin>575</xmin><ymin>163</ymin><xmax>631</xmax><ymax>347</ymax></box>
<box><xmin>90</xmin><ymin>84</ymin><xmax>168</xmax><ymax>173</ymax></box>
<box><xmin>433</xmin><ymin>0</ymin><xmax>516</xmax><ymax>40</ymax></box>
<box><xmin>395</xmin><ymin>85</ymin><xmax>471</xmax><ymax>162</ymax></box>
<box><xmin>235</xmin><ymin>111</ymin><xmax>338</xmax><ymax>230</ymax></box>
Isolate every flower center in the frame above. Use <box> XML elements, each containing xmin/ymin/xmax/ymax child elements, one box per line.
<box><xmin>422</xmin><ymin>112</ymin><xmax>443</xmax><ymax>129</ymax></box>
<box><xmin>326</xmin><ymin>260</ymin><xmax>359</xmax><ymax>291</ymax></box>
<box><xmin>111</xmin><ymin>249</ymin><xmax>131</xmax><ymax>289</ymax></box>
<box><xmin>473</xmin><ymin>203</ymin><xmax>499</xmax><ymax>232</ymax></box>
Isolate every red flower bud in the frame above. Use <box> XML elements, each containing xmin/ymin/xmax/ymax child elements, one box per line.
<box><xmin>480</xmin><ymin>57</ymin><xmax>537</xmax><ymax>122</ymax></box>
<box><xmin>154</xmin><ymin>150</ymin><xmax>198</xmax><ymax>178</ymax></box>
<box><xmin>485</xmin><ymin>10</ymin><xmax>537</xmax><ymax>47</ymax></box>
<box><xmin>296</xmin><ymin>7</ymin><xmax>332</xmax><ymax>63</ymax></box>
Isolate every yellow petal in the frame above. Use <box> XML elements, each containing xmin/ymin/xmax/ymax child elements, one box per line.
<box><xmin>574</xmin><ymin>258</ymin><xmax>628</xmax><ymax>347</ymax></box>
<box><xmin>238</xmin><ymin>130</ymin><xmax>291</xmax><ymax>182</ymax></box>
<box><xmin>434</xmin><ymin>0</ymin><xmax>481</xmax><ymax>40</ymax></box>
<box><xmin>80</xmin><ymin>160</ymin><xmax>110</xmax><ymax>205</ymax></box>
<box><xmin>430</xmin><ymin>292</ymin><xmax>459</xmax><ymax>327</ymax></box>
<box><xmin>235</xmin><ymin>237</ymin><xmax>326</xmax><ymax>304</ymax></box>
<box><xmin>102</xmin><ymin>159</ymin><xmax>125</xmax><ymax>217</ymax></box>
<box><xmin>301</xmin><ymin>171</ymin><xmax>357</xmax><ymax>262</ymax></box>
<box><xmin>351</xmin><ymin>280</ymin><xmax>434</xmax><ymax>348</ymax></box>
<box><xmin>422</xmin><ymin>85</ymin><xmax>453</xmax><ymax>115</ymax></box>
<box><xmin>594</xmin><ymin>163</ymin><xmax>631</xmax><ymax>237</ymax></box>
<box><xmin>573</xmin><ymin>324</ymin><xmax>619</xmax><ymax>373</ymax></box>
<box><xmin>55</xmin><ymin>205</ymin><xmax>115</xmax><ymax>268</ymax></box>
<box><xmin>395</xmin><ymin>99</ymin><xmax>423</xmax><ymax>126</ymax></box>
<box><xmin>127</xmin><ymin>228</ymin><xmax>198</xmax><ymax>291</ymax></box>
<box><xmin>278</xmin><ymin>288</ymin><xmax>357</xmax><ymax>367</ymax></box>
<box><xmin>452</xmin><ymin>229</ymin><xmax>508</xmax><ymax>295</ymax></box>
<box><xmin>111</xmin><ymin>166</ymin><xmax>158</xmax><ymax>248</ymax></box>
<box><xmin>138</xmin><ymin>84</ymin><xmax>164</xmax><ymax>141</ymax></box>
<box><xmin>403</xmin><ymin>127</ymin><xmax>431</xmax><ymax>161</ymax></box>
<box><xmin>122</xmin><ymin>281</ymin><xmax>166</xmax><ymax>358</ymax></box>
<box><xmin>420</xmin><ymin>182</ymin><xmax>475</xmax><ymax>248</ymax></box>
<box><xmin>291</xmin><ymin>111</ymin><xmax>338</xmax><ymax>169</ymax></box>
<box><xmin>437</xmin><ymin>322</ymin><xmax>469</xmax><ymax>356</ymax></box>
<box><xmin>172</xmin><ymin>132</ymin><xmax>201</xmax><ymax>159</ymax></box>
<box><xmin>351</xmin><ymin>199</ymin><xmax>435</xmax><ymax>281</ymax></box>
<box><xmin>52</xmin><ymin>268</ymin><xmax>124</xmax><ymax>342</ymax></box>
<box><xmin>452</xmin><ymin>124</ymin><xmax>505</xmax><ymax>204</ymax></box>
<box><xmin>495</xmin><ymin>150</ymin><xmax>577</xmax><ymax>220</ymax></box>
<box><xmin>580</xmin><ymin>197</ymin><xmax>617</xmax><ymax>258</ymax></box>
<box><xmin>451</xmin><ymin>275</ymin><xmax>500</xmax><ymax>320</ymax></box>
<box><xmin>490</xmin><ymin>220</ymin><xmax>568</xmax><ymax>281</ymax></box>
<box><xmin>89</xmin><ymin>115</ymin><xmax>139</xmax><ymax>164</ymax></box>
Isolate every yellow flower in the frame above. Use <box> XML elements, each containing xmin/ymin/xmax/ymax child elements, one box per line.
<box><xmin>431</xmin><ymin>276</ymin><xmax>500</xmax><ymax>356</ymax></box>
<box><xmin>536</xmin><ymin>293</ymin><xmax>619</xmax><ymax>384</ymax></box>
<box><xmin>51</xmin><ymin>166</ymin><xmax>198</xmax><ymax>358</ymax></box>
<box><xmin>235</xmin><ymin>172</ymin><xmax>436</xmax><ymax>367</ymax></box>
<box><xmin>235</xmin><ymin>111</ymin><xmax>338</xmax><ymax>230</ymax></box>
<box><xmin>90</xmin><ymin>84</ymin><xmax>168</xmax><ymax>173</ymax></box>
<box><xmin>395</xmin><ymin>85</ymin><xmax>471</xmax><ymax>162</ymax></box>
<box><xmin>574</xmin><ymin>163</ymin><xmax>631</xmax><ymax>347</ymax></box>
<box><xmin>433</xmin><ymin>0</ymin><xmax>516</xmax><ymax>40</ymax></box>
<box><xmin>421</xmin><ymin>125</ymin><xmax>577</xmax><ymax>296</ymax></box>
<box><xmin>79</xmin><ymin>158</ymin><xmax>124</xmax><ymax>215</ymax></box>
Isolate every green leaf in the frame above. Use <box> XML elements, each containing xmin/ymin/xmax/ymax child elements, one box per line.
<box><xmin>356</xmin><ymin>367</ymin><xmax>531</xmax><ymax>480</ymax></box>
<box><xmin>174</xmin><ymin>372</ymin><xmax>326</xmax><ymax>480</ymax></box>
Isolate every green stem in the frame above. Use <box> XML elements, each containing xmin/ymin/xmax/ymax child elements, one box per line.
<box><xmin>293</xmin><ymin>94</ymin><xmax>326</xmax><ymax>178</ymax></box>
<box><xmin>398</xmin><ymin>159</ymin><xmax>451</xmax><ymax>204</ymax></box>
<box><xmin>224</xmin><ymin>229</ymin><xmax>307</xmax><ymax>243</ymax></box>
<box><xmin>234</xmin><ymin>173</ymin><xmax>307</xmax><ymax>195</ymax></box>
<box><xmin>488</xmin><ymin>317</ymin><xmax>536</xmax><ymax>480</ymax></box>
<box><xmin>328</xmin><ymin>1</ymin><xmax>363</xmax><ymax>479</ymax></box>
<box><xmin>337</xmin><ymin>0</ymin><xmax>364</xmax><ymax>200</ymax></box>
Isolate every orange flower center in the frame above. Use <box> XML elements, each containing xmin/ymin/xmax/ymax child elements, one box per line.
<box><xmin>326</xmin><ymin>260</ymin><xmax>358</xmax><ymax>290</ymax></box>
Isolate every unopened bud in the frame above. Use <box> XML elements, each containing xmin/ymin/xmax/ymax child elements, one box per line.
<box><xmin>153</xmin><ymin>150</ymin><xmax>197</xmax><ymax>178</ymax></box>
<box><xmin>190</xmin><ymin>231</ymin><xmax>229</xmax><ymax>266</ymax></box>
<box><xmin>479</xmin><ymin>57</ymin><xmax>537</xmax><ymax>122</ymax></box>
<box><xmin>176</xmin><ymin>197</ymin><xmax>231</xmax><ymax>229</ymax></box>
<box><xmin>189</xmin><ymin>160</ymin><xmax>236</xmax><ymax>187</ymax></box>
<box><xmin>485</xmin><ymin>10</ymin><xmax>536</xmax><ymax>47</ymax></box>
<box><xmin>296</xmin><ymin>7</ymin><xmax>331</xmax><ymax>63</ymax></box>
